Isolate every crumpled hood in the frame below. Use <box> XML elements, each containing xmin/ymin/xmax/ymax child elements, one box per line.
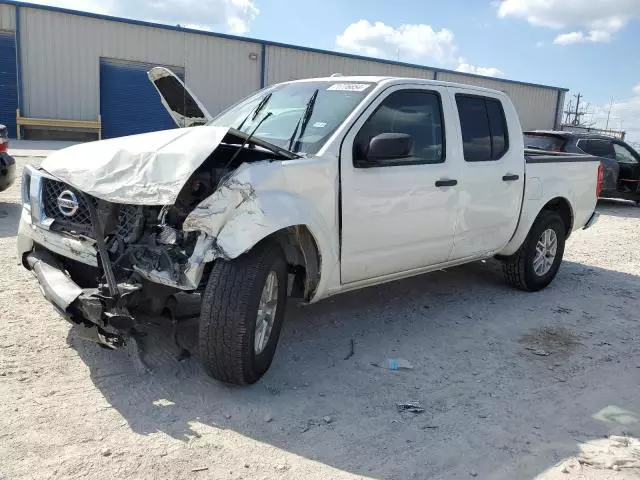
<box><xmin>41</xmin><ymin>126</ymin><xmax>229</xmax><ymax>205</ymax></box>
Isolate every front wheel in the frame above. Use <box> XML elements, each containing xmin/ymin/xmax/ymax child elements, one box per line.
<box><xmin>502</xmin><ymin>210</ymin><xmax>566</xmax><ymax>292</ymax></box>
<box><xmin>199</xmin><ymin>242</ymin><xmax>288</xmax><ymax>385</ymax></box>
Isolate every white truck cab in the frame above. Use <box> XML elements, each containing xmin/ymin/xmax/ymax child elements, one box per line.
<box><xmin>18</xmin><ymin>73</ymin><xmax>600</xmax><ymax>384</ymax></box>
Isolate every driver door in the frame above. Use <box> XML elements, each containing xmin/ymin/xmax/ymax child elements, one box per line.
<box><xmin>340</xmin><ymin>85</ymin><xmax>461</xmax><ymax>284</ymax></box>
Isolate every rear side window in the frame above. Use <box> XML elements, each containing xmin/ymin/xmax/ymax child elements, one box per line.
<box><xmin>524</xmin><ymin>134</ymin><xmax>565</xmax><ymax>151</ymax></box>
<box><xmin>577</xmin><ymin>139</ymin><xmax>615</xmax><ymax>159</ymax></box>
<box><xmin>456</xmin><ymin>95</ymin><xmax>509</xmax><ymax>162</ymax></box>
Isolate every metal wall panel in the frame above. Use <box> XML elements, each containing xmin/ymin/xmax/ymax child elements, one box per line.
<box><xmin>437</xmin><ymin>71</ymin><xmax>560</xmax><ymax>131</ymax></box>
<box><xmin>0</xmin><ymin>30</ymin><xmax>17</xmax><ymax>137</ymax></box>
<box><xmin>19</xmin><ymin>7</ymin><xmax>260</xmax><ymax>121</ymax></box>
<box><xmin>16</xmin><ymin>5</ymin><xmax>564</xmax><ymax>132</ymax></box>
<box><xmin>100</xmin><ymin>58</ymin><xmax>184</xmax><ymax>138</ymax></box>
<box><xmin>0</xmin><ymin>4</ymin><xmax>16</xmax><ymax>31</ymax></box>
<box><xmin>555</xmin><ymin>91</ymin><xmax>566</xmax><ymax>129</ymax></box>
<box><xmin>266</xmin><ymin>46</ymin><xmax>435</xmax><ymax>85</ymax></box>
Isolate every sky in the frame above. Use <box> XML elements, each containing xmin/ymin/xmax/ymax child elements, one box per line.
<box><xmin>25</xmin><ymin>0</ymin><xmax>640</xmax><ymax>143</ymax></box>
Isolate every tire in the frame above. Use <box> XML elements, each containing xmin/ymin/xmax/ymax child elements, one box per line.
<box><xmin>199</xmin><ymin>241</ymin><xmax>288</xmax><ymax>385</ymax></box>
<box><xmin>503</xmin><ymin>210</ymin><xmax>566</xmax><ymax>292</ymax></box>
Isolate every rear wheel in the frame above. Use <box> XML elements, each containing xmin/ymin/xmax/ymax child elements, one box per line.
<box><xmin>503</xmin><ymin>210</ymin><xmax>566</xmax><ymax>292</ymax></box>
<box><xmin>199</xmin><ymin>242</ymin><xmax>287</xmax><ymax>385</ymax></box>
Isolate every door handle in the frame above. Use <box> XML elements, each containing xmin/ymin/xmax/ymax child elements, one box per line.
<box><xmin>435</xmin><ymin>179</ymin><xmax>458</xmax><ymax>187</ymax></box>
<box><xmin>502</xmin><ymin>174</ymin><xmax>520</xmax><ymax>181</ymax></box>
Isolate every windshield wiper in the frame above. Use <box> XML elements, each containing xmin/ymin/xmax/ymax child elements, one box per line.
<box><xmin>225</xmin><ymin>112</ymin><xmax>274</xmax><ymax>168</ymax></box>
<box><xmin>236</xmin><ymin>92</ymin><xmax>273</xmax><ymax>132</ymax></box>
<box><xmin>287</xmin><ymin>89</ymin><xmax>319</xmax><ymax>152</ymax></box>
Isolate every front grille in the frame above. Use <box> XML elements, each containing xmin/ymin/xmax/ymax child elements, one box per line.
<box><xmin>42</xmin><ymin>179</ymin><xmax>144</xmax><ymax>241</ymax></box>
<box><xmin>43</xmin><ymin>179</ymin><xmax>92</xmax><ymax>225</ymax></box>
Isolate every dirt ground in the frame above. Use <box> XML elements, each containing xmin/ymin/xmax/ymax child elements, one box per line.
<box><xmin>1</xmin><ymin>155</ymin><xmax>639</xmax><ymax>480</ymax></box>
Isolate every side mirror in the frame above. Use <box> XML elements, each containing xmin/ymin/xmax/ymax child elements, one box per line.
<box><xmin>366</xmin><ymin>133</ymin><xmax>412</xmax><ymax>163</ymax></box>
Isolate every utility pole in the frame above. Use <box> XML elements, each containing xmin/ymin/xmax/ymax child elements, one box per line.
<box><xmin>563</xmin><ymin>93</ymin><xmax>589</xmax><ymax>126</ymax></box>
<box><xmin>605</xmin><ymin>98</ymin><xmax>613</xmax><ymax>130</ymax></box>
<box><xmin>572</xmin><ymin>93</ymin><xmax>582</xmax><ymax>125</ymax></box>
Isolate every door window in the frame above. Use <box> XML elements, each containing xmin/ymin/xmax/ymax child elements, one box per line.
<box><xmin>456</xmin><ymin>95</ymin><xmax>509</xmax><ymax>162</ymax></box>
<box><xmin>353</xmin><ymin>89</ymin><xmax>444</xmax><ymax>166</ymax></box>
<box><xmin>577</xmin><ymin>139</ymin><xmax>615</xmax><ymax>159</ymax></box>
<box><xmin>613</xmin><ymin>143</ymin><xmax>639</xmax><ymax>164</ymax></box>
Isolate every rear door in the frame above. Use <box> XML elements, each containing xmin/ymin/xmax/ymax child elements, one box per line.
<box><xmin>448</xmin><ymin>91</ymin><xmax>525</xmax><ymax>259</ymax></box>
<box><xmin>576</xmin><ymin>138</ymin><xmax>619</xmax><ymax>192</ymax></box>
<box><xmin>612</xmin><ymin>141</ymin><xmax>640</xmax><ymax>187</ymax></box>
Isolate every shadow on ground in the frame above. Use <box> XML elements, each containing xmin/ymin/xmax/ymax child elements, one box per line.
<box><xmin>0</xmin><ymin>201</ymin><xmax>21</xmax><ymax>238</ymax></box>
<box><xmin>597</xmin><ymin>199</ymin><xmax>640</xmax><ymax>218</ymax></box>
<box><xmin>68</xmin><ymin>256</ymin><xmax>640</xmax><ymax>479</ymax></box>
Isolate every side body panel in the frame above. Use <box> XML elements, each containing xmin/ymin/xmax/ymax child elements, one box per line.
<box><xmin>499</xmin><ymin>159</ymin><xmax>598</xmax><ymax>257</ymax></box>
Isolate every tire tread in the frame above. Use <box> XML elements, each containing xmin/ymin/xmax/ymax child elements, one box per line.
<box><xmin>199</xmin><ymin>242</ymin><xmax>283</xmax><ymax>385</ymax></box>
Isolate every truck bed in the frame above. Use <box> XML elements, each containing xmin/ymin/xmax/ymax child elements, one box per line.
<box><xmin>524</xmin><ymin>149</ymin><xmax>600</xmax><ymax>164</ymax></box>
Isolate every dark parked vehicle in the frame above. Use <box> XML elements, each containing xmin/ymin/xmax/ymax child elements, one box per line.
<box><xmin>524</xmin><ymin>130</ymin><xmax>640</xmax><ymax>203</ymax></box>
<box><xmin>0</xmin><ymin>124</ymin><xmax>16</xmax><ymax>192</ymax></box>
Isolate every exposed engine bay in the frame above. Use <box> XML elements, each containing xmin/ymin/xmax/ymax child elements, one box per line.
<box><xmin>25</xmin><ymin>133</ymin><xmax>294</xmax><ymax>351</ymax></box>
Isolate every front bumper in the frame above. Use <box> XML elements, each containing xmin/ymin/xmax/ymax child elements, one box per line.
<box><xmin>583</xmin><ymin>211</ymin><xmax>600</xmax><ymax>230</ymax></box>
<box><xmin>25</xmin><ymin>249</ymin><xmax>130</xmax><ymax>348</ymax></box>
<box><xmin>0</xmin><ymin>153</ymin><xmax>16</xmax><ymax>192</ymax></box>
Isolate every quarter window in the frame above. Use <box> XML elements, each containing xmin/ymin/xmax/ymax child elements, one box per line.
<box><xmin>353</xmin><ymin>89</ymin><xmax>445</xmax><ymax>166</ymax></box>
<box><xmin>613</xmin><ymin>143</ymin><xmax>639</xmax><ymax>164</ymax></box>
<box><xmin>456</xmin><ymin>95</ymin><xmax>509</xmax><ymax>162</ymax></box>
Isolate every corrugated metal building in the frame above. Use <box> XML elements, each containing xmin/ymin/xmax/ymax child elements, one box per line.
<box><xmin>0</xmin><ymin>0</ymin><xmax>567</xmax><ymax>140</ymax></box>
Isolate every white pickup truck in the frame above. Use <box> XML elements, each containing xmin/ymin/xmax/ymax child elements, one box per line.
<box><xmin>18</xmin><ymin>72</ymin><xmax>601</xmax><ymax>384</ymax></box>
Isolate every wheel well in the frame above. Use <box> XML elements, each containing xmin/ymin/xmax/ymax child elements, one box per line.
<box><xmin>268</xmin><ymin>225</ymin><xmax>321</xmax><ymax>301</ymax></box>
<box><xmin>542</xmin><ymin>197</ymin><xmax>573</xmax><ymax>235</ymax></box>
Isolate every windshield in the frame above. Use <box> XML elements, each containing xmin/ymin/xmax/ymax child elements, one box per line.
<box><xmin>209</xmin><ymin>81</ymin><xmax>375</xmax><ymax>155</ymax></box>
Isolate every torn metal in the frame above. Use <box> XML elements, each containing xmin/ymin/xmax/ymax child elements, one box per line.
<box><xmin>40</xmin><ymin>126</ymin><xmax>230</xmax><ymax>205</ymax></box>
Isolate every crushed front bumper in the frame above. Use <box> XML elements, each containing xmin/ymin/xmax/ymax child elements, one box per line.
<box><xmin>26</xmin><ymin>249</ymin><xmax>130</xmax><ymax>349</ymax></box>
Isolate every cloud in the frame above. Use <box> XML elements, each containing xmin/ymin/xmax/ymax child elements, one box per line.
<box><xmin>535</xmin><ymin>41</ymin><xmax>544</xmax><ymax>47</ymax></box>
<box><xmin>456</xmin><ymin>62</ymin><xmax>504</xmax><ymax>77</ymax></box>
<box><xmin>586</xmin><ymin>84</ymin><xmax>640</xmax><ymax>142</ymax></box>
<box><xmin>336</xmin><ymin>20</ymin><xmax>503</xmax><ymax>77</ymax></box>
<box><xmin>336</xmin><ymin>20</ymin><xmax>458</xmax><ymax>65</ymax></box>
<box><xmin>497</xmin><ymin>0</ymin><xmax>640</xmax><ymax>43</ymax></box>
<box><xmin>25</xmin><ymin>0</ymin><xmax>259</xmax><ymax>34</ymax></box>
<box><xmin>553</xmin><ymin>30</ymin><xmax>612</xmax><ymax>45</ymax></box>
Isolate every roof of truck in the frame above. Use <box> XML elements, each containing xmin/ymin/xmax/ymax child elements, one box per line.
<box><xmin>285</xmin><ymin>75</ymin><xmax>509</xmax><ymax>97</ymax></box>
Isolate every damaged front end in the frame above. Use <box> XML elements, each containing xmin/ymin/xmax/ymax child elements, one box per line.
<box><xmin>21</xmin><ymin>127</ymin><xmax>296</xmax><ymax>350</ymax></box>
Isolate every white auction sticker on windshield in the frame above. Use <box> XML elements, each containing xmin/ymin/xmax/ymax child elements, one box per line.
<box><xmin>327</xmin><ymin>83</ymin><xmax>370</xmax><ymax>92</ymax></box>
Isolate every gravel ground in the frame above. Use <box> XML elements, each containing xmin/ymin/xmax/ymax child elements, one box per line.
<box><xmin>1</xmin><ymin>156</ymin><xmax>639</xmax><ymax>480</ymax></box>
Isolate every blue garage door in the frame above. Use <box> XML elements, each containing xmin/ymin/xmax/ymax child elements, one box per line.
<box><xmin>100</xmin><ymin>58</ymin><xmax>185</xmax><ymax>139</ymax></box>
<box><xmin>0</xmin><ymin>31</ymin><xmax>18</xmax><ymax>138</ymax></box>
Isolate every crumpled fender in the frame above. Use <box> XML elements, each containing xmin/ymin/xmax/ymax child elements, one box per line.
<box><xmin>182</xmin><ymin>161</ymin><xmax>339</xmax><ymax>300</ymax></box>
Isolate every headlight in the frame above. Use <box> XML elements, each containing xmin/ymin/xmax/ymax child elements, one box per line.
<box><xmin>21</xmin><ymin>169</ymin><xmax>32</xmax><ymax>208</ymax></box>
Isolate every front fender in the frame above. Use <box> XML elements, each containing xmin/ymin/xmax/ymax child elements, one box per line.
<box><xmin>182</xmin><ymin>161</ymin><xmax>339</xmax><ymax>300</ymax></box>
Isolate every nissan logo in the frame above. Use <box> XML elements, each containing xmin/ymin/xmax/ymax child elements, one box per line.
<box><xmin>57</xmin><ymin>190</ymin><xmax>80</xmax><ymax>217</ymax></box>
